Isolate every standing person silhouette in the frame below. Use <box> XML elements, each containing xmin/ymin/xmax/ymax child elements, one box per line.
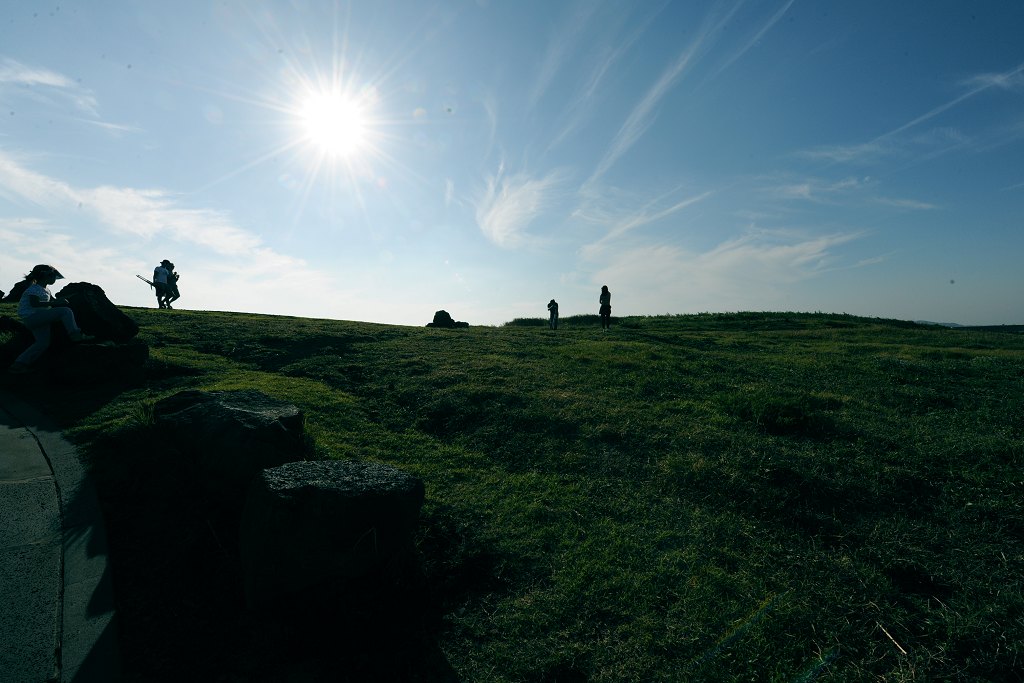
<box><xmin>8</xmin><ymin>264</ymin><xmax>93</xmax><ymax>374</ymax></box>
<box><xmin>547</xmin><ymin>299</ymin><xmax>559</xmax><ymax>330</ymax></box>
<box><xmin>599</xmin><ymin>285</ymin><xmax>612</xmax><ymax>330</ymax></box>
<box><xmin>164</xmin><ymin>262</ymin><xmax>181</xmax><ymax>308</ymax></box>
<box><xmin>153</xmin><ymin>259</ymin><xmax>172</xmax><ymax>309</ymax></box>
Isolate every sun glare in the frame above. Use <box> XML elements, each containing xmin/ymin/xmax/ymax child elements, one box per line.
<box><xmin>298</xmin><ymin>90</ymin><xmax>369</xmax><ymax>158</ymax></box>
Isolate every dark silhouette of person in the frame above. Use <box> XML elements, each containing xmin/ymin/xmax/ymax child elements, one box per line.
<box><xmin>8</xmin><ymin>264</ymin><xmax>94</xmax><ymax>373</ymax></box>
<box><xmin>164</xmin><ymin>262</ymin><xmax>181</xmax><ymax>308</ymax></box>
<box><xmin>599</xmin><ymin>285</ymin><xmax>611</xmax><ymax>330</ymax></box>
<box><xmin>547</xmin><ymin>299</ymin><xmax>559</xmax><ymax>330</ymax></box>
<box><xmin>153</xmin><ymin>260</ymin><xmax>172</xmax><ymax>308</ymax></box>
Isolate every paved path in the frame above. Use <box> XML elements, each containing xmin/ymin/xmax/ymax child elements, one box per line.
<box><xmin>0</xmin><ymin>391</ymin><xmax>119</xmax><ymax>683</ymax></box>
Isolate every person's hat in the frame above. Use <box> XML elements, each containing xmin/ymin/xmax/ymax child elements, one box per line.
<box><xmin>160</xmin><ymin>259</ymin><xmax>172</xmax><ymax>266</ymax></box>
<box><xmin>30</xmin><ymin>264</ymin><xmax>64</xmax><ymax>279</ymax></box>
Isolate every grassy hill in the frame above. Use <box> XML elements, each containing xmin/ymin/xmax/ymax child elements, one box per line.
<box><xmin>5</xmin><ymin>307</ymin><xmax>1023</xmax><ymax>681</ymax></box>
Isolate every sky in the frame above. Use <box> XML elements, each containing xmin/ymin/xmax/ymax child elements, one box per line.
<box><xmin>1</xmin><ymin>1</ymin><xmax>1022</xmax><ymax>327</ymax></box>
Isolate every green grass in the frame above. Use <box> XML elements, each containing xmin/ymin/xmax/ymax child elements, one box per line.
<box><xmin>5</xmin><ymin>305</ymin><xmax>1023</xmax><ymax>681</ymax></box>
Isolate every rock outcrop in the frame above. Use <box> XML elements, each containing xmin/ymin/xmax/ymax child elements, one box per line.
<box><xmin>1</xmin><ymin>280</ymin><xmax>28</xmax><ymax>303</ymax></box>
<box><xmin>152</xmin><ymin>390</ymin><xmax>308</xmax><ymax>504</ymax></box>
<box><xmin>240</xmin><ymin>459</ymin><xmax>425</xmax><ymax>611</ymax></box>
<box><xmin>57</xmin><ymin>282</ymin><xmax>139</xmax><ymax>342</ymax></box>
<box><xmin>426</xmin><ymin>310</ymin><xmax>469</xmax><ymax>328</ymax></box>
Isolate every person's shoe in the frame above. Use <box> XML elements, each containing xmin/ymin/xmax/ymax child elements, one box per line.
<box><xmin>8</xmin><ymin>362</ymin><xmax>32</xmax><ymax>374</ymax></box>
<box><xmin>68</xmin><ymin>331</ymin><xmax>96</xmax><ymax>343</ymax></box>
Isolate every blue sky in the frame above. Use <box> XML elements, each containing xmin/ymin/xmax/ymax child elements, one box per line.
<box><xmin>1</xmin><ymin>1</ymin><xmax>1022</xmax><ymax>326</ymax></box>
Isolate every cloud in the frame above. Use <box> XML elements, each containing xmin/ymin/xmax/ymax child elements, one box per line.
<box><xmin>0</xmin><ymin>56</ymin><xmax>98</xmax><ymax>115</ymax></box>
<box><xmin>0</xmin><ymin>57</ymin><xmax>75</xmax><ymax>88</ymax></box>
<box><xmin>0</xmin><ymin>151</ymin><xmax>357</xmax><ymax>320</ymax></box>
<box><xmin>585</xmin><ymin>3</ymin><xmax>747</xmax><ymax>186</ymax></box>
<box><xmin>545</xmin><ymin>6</ymin><xmax>661</xmax><ymax>152</ymax></box>
<box><xmin>80</xmin><ymin>119</ymin><xmax>143</xmax><ymax>135</ymax></box>
<box><xmin>590</xmin><ymin>230</ymin><xmax>864</xmax><ymax>313</ymax></box>
<box><xmin>962</xmin><ymin>64</ymin><xmax>1024</xmax><ymax>92</ymax></box>
<box><xmin>704</xmin><ymin>0</ymin><xmax>797</xmax><ymax>83</ymax></box>
<box><xmin>0</xmin><ymin>152</ymin><xmax>82</xmax><ymax>206</ymax></box>
<box><xmin>527</xmin><ymin>2</ymin><xmax>600</xmax><ymax>111</ymax></box>
<box><xmin>801</xmin><ymin>62</ymin><xmax>1024</xmax><ymax>164</ymax></box>
<box><xmin>764</xmin><ymin>175</ymin><xmax>868</xmax><ymax>202</ymax></box>
<box><xmin>0</xmin><ymin>151</ymin><xmax>266</xmax><ymax>257</ymax></box>
<box><xmin>475</xmin><ymin>165</ymin><xmax>569</xmax><ymax>248</ymax></box>
<box><xmin>873</xmin><ymin>197</ymin><xmax>938</xmax><ymax>211</ymax></box>
<box><xmin>798</xmin><ymin>141</ymin><xmax>891</xmax><ymax>164</ymax></box>
<box><xmin>576</xmin><ymin>185</ymin><xmax>711</xmax><ymax>257</ymax></box>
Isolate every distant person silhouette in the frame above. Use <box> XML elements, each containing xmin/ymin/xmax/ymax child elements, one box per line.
<box><xmin>152</xmin><ymin>259</ymin><xmax>183</xmax><ymax>309</ymax></box>
<box><xmin>547</xmin><ymin>299</ymin><xmax>559</xmax><ymax>330</ymax></box>
<box><xmin>599</xmin><ymin>285</ymin><xmax>611</xmax><ymax>330</ymax></box>
<box><xmin>164</xmin><ymin>262</ymin><xmax>181</xmax><ymax>308</ymax></box>
<box><xmin>8</xmin><ymin>264</ymin><xmax>94</xmax><ymax>374</ymax></box>
<box><xmin>152</xmin><ymin>260</ymin><xmax>172</xmax><ymax>309</ymax></box>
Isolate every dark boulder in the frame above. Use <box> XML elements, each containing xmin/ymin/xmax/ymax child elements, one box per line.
<box><xmin>56</xmin><ymin>282</ymin><xmax>139</xmax><ymax>342</ymax></box>
<box><xmin>240</xmin><ymin>459</ymin><xmax>425</xmax><ymax>612</ymax></box>
<box><xmin>426</xmin><ymin>310</ymin><xmax>469</xmax><ymax>328</ymax></box>
<box><xmin>152</xmin><ymin>390</ymin><xmax>308</xmax><ymax>505</ymax></box>
<box><xmin>1</xmin><ymin>280</ymin><xmax>28</xmax><ymax>303</ymax></box>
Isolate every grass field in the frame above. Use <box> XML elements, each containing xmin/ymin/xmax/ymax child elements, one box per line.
<box><xmin>4</xmin><ymin>306</ymin><xmax>1023</xmax><ymax>681</ymax></box>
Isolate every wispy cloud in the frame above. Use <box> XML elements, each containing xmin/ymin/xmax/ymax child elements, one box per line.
<box><xmin>527</xmin><ymin>2</ymin><xmax>599</xmax><ymax>111</ymax></box>
<box><xmin>704</xmin><ymin>0</ymin><xmax>797</xmax><ymax>83</ymax></box>
<box><xmin>0</xmin><ymin>56</ymin><xmax>98</xmax><ymax>115</ymax></box>
<box><xmin>0</xmin><ymin>57</ymin><xmax>75</xmax><ymax>88</ymax></box>
<box><xmin>576</xmin><ymin>186</ymin><xmax>711</xmax><ymax>257</ymax></box>
<box><xmin>585</xmin><ymin>2</ymin><xmax>749</xmax><ymax>186</ymax></box>
<box><xmin>0</xmin><ymin>150</ymin><xmax>346</xmax><ymax>316</ymax></box>
<box><xmin>961</xmin><ymin>65</ymin><xmax>1024</xmax><ymax>92</ymax></box>
<box><xmin>764</xmin><ymin>175</ymin><xmax>868</xmax><ymax>202</ymax></box>
<box><xmin>545</xmin><ymin>6</ymin><xmax>661</xmax><ymax>153</ymax></box>
<box><xmin>590</xmin><ymin>229</ymin><xmax>864</xmax><ymax>313</ymax></box>
<box><xmin>475</xmin><ymin>164</ymin><xmax>569</xmax><ymax>248</ymax></box>
<box><xmin>79</xmin><ymin>119</ymin><xmax>143</xmax><ymax>135</ymax></box>
<box><xmin>802</xmin><ymin>61</ymin><xmax>1024</xmax><ymax>164</ymax></box>
<box><xmin>873</xmin><ymin>197</ymin><xmax>938</xmax><ymax>211</ymax></box>
<box><xmin>1</xmin><ymin>150</ymin><xmax>281</xmax><ymax>258</ymax></box>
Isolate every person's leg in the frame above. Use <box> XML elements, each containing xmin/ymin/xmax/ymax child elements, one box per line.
<box><xmin>15</xmin><ymin>313</ymin><xmax>56</xmax><ymax>365</ymax></box>
<box><xmin>52</xmin><ymin>307</ymin><xmax>82</xmax><ymax>335</ymax></box>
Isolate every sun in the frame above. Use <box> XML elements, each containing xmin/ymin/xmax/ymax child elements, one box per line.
<box><xmin>297</xmin><ymin>90</ymin><xmax>369</xmax><ymax>159</ymax></box>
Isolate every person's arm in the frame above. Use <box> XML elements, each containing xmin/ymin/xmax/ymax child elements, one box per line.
<box><xmin>26</xmin><ymin>293</ymin><xmax>68</xmax><ymax>308</ymax></box>
<box><xmin>26</xmin><ymin>294</ymin><xmax>50</xmax><ymax>309</ymax></box>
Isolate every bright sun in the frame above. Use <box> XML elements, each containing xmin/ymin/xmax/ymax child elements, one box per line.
<box><xmin>298</xmin><ymin>91</ymin><xmax>369</xmax><ymax>158</ymax></box>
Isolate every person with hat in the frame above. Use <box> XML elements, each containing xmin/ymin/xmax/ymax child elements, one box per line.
<box><xmin>8</xmin><ymin>264</ymin><xmax>93</xmax><ymax>374</ymax></box>
<box><xmin>153</xmin><ymin>259</ymin><xmax>172</xmax><ymax>309</ymax></box>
